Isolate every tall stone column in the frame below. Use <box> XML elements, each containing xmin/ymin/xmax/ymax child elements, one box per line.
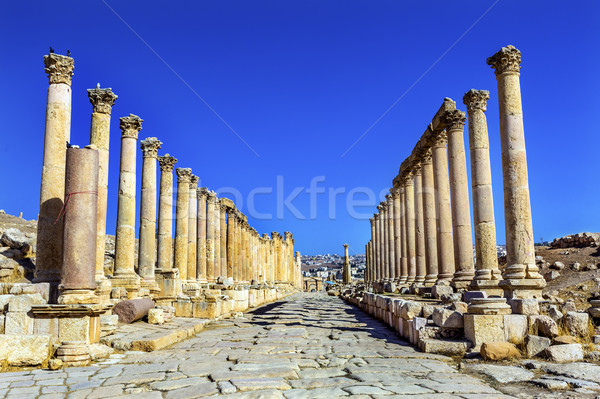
<box><xmin>187</xmin><ymin>175</ymin><xmax>199</xmax><ymax>282</ymax></box>
<box><xmin>87</xmin><ymin>86</ymin><xmax>117</xmax><ymax>299</ymax></box>
<box><xmin>392</xmin><ymin>189</ymin><xmax>402</xmax><ymax>282</ymax></box>
<box><xmin>375</xmin><ymin>209</ymin><xmax>383</xmax><ymax>282</ymax></box>
<box><xmin>343</xmin><ymin>244</ymin><xmax>350</xmax><ymax>284</ymax></box>
<box><xmin>219</xmin><ymin>200</ymin><xmax>227</xmax><ymax>278</ymax></box>
<box><xmin>443</xmin><ymin>110</ymin><xmax>475</xmax><ymax>289</ymax></box>
<box><xmin>196</xmin><ymin>187</ymin><xmax>208</xmax><ymax>282</ymax></box>
<box><xmin>403</xmin><ymin>173</ymin><xmax>416</xmax><ymax>284</ymax></box>
<box><xmin>206</xmin><ymin>191</ymin><xmax>217</xmax><ymax>282</ymax></box>
<box><xmin>226</xmin><ymin>208</ymin><xmax>235</xmax><ymax>279</ymax></box>
<box><xmin>36</xmin><ymin>52</ymin><xmax>74</xmax><ymax>295</ymax></box>
<box><xmin>369</xmin><ymin>218</ymin><xmax>376</xmax><ymax>282</ymax></box>
<box><xmin>386</xmin><ymin>194</ymin><xmax>396</xmax><ymax>281</ymax></box>
<box><xmin>157</xmin><ymin>155</ymin><xmax>177</xmax><ymax>271</ymax></box>
<box><xmin>138</xmin><ymin>137</ymin><xmax>162</xmax><ymax>293</ymax></box>
<box><xmin>233</xmin><ymin>214</ymin><xmax>241</xmax><ymax>283</ymax></box>
<box><xmin>413</xmin><ymin>164</ymin><xmax>426</xmax><ymax>285</ymax></box>
<box><xmin>382</xmin><ymin>203</ymin><xmax>390</xmax><ymax>281</ymax></box>
<box><xmin>421</xmin><ymin>149</ymin><xmax>439</xmax><ymax>286</ymax></box>
<box><xmin>464</xmin><ymin>89</ymin><xmax>502</xmax><ymax>295</ymax></box>
<box><xmin>174</xmin><ymin>168</ymin><xmax>191</xmax><ymax>281</ymax></box>
<box><xmin>59</xmin><ymin>146</ymin><xmax>99</xmax><ymax>304</ymax></box>
<box><xmin>399</xmin><ymin>187</ymin><xmax>408</xmax><ymax>284</ymax></box>
<box><xmin>112</xmin><ymin>115</ymin><xmax>143</xmax><ymax>297</ymax></box>
<box><xmin>487</xmin><ymin>45</ymin><xmax>545</xmax><ymax>298</ymax></box>
<box><xmin>431</xmin><ymin>129</ymin><xmax>455</xmax><ymax>283</ymax></box>
<box><xmin>214</xmin><ymin>201</ymin><xmax>222</xmax><ymax>278</ymax></box>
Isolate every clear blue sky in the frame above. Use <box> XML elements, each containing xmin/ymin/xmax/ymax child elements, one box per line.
<box><xmin>1</xmin><ymin>1</ymin><xmax>598</xmax><ymax>255</ymax></box>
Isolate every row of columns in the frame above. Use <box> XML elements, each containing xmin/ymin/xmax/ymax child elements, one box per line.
<box><xmin>365</xmin><ymin>45</ymin><xmax>545</xmax><ymax>299</ymax></box>
<box><xmin>35</xmin><ymin>51</ymin><xmax>302</xmax><ymax>304</ymax></box>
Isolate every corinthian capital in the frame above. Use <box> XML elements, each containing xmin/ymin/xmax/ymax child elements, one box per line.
<box><xmin>207</xmin><ymin>190</ymin><xmax>218</xmax><ymax>203</ymax></box>
<box><xmin>87</xmin><ymin>87</ymin><xmax>118</xmax><ymax>114</ymax></box>
<box><xmin>120</xmin><ymin>114</ymin><xmax>143</xmax><ymax>139</ymax></box>
<box><xmin>463</xmin><ymin>89</ymin><xmax>490</xmax><ymax>112</ymax></box>
<box><xmin>190</xmin><ymin>175</ymin><xmax>199</xmax><ymax>187</ymax></box>
<box><xmin>44</xmin><ymin>53</ymin><xmax>74</xmax><ymax>85</ymax></box>
<box><xmin>157</xmin><ymin>154</ymin><xmax>177</xmax><ymax>172</ymax></box>
<box><xmin>420</xmin><ymin>148</ymin><xmax>433</xmax><ymax>165</ymax></box>
<box><xmin>441</xmin><ymin>110</ymin><xmax>466</xmax><ymax>131</ymax></box>
<box><xmin>175</xmin><ymin>167</ymin><xmax>192</xmax><ymax>183</ymax></box>
<box><xmin>197</xmin><ymin>187</ymin><xmax>209</xmax><ymax>199</ymax></box>
<box><xmin>487</xmin><ymin>45</ymin><xmax>521</xmax><ymax>76</ymax></box>
<box><xmin>140</xmin><ymin>137</ymin><xmax>162</xmax><ymax>158</ymax></box>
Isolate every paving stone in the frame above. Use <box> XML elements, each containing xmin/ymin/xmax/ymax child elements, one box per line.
<box><xmin>164</xmin><ymin>382</ymin><xmax>219</xmax><ymax>398</ymax></box>
<box><xmin>151</xmin><ymin>377</ymin><xmax>209</xmax><ymax>391</ymax></box>
<box><xmin>343</xmin><ymin>385</ymin><xmax>393</xmax><ymax>395</ymax></box>
<box><xmin>231</xmin><ymin>377</ymin><xmax>291</xmax><ymax>391</ymax></box>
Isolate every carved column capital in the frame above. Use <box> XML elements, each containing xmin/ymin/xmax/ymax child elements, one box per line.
<box><xmin>140</xmin><ymin>137</ymin><xmax>162</xmax><ymax>158</ymax></box>
<box><xmin>175</xmin><ymin>167</ymin><xmax>192</xmax><ymax>183</ymax></box>
<box><xmin>87</xmin><ymin>87</ymin><xmax>118</xmax><ymax>114</ymax></box>
<box><xmin>430</xmin><ymin>129</ymin><xmax>448</xmax><ymax>148</ymax></box>
<box><xmin>419</xmin><ymin>148</ymin><xmax>433</xmax><ymax>165</ymax></box>
<box><xmin>158</xmin><ymin>154</ymin><xmax>177</xmax><ymax>172</ymax></box>
<box><xmin>197</xmin><ymin>186</ymin><xmax>209</xmax><ymax>198</ymax></box>
<box><xmin>487</xmin><ymin>45</ymin><xmax>521</xmax><ymax>76</ymax></box>
<box><xmin>207</xmin><ymin>190</ymin><xmax>218</xmax><ymax>203</ymax></box>
<box><xmin>441</xmin><ymin>110</ymin><xmax>466</xmax><ymax>131</ymax></box>
<box><xmin>463</xmin><ymin>89</ymin><xmax>490</xmax><ymax>112</ymax></box>
<box><xmin>190</xmin><ymin>174</ymin><xmax>199</xmax><ymax>187</ymax></box>
<box><xmin>119</xmin><ymin>114</ymin><xmax>143</xmax><ymax>139</ymax></box>
<box><xmin>44</xmin><ymin>53</ymin><xmax>74</xmax><ymax>85</ymax></box>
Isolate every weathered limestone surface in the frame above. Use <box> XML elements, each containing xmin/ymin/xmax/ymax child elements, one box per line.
<box><xmin>157</xmin><ymin>155</ymin><xmax>177</xmax><ymax>271</ymax></box>
<box><xmin>187</xmin><ymin>175</ymin><xmax>199</xmax><ymax>282</ymax></box>
<box><xmin>174</xmin><ymin>168</ymin><xmax>191</xmax><ymax>281</ymax></box>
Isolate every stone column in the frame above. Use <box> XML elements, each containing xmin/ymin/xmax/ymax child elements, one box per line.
<box><xmin>112</xmin><ymin>115</ymin><xmax>143</xmax><ymax>296</ymax></box>
<box><xmin>196</xmin><ymin>187</ymin><xmax>208</xmax><ymax>282</ymax></box>
<box><xmin>187</xmin><ymin>175</ymin><xmax>199</xmax><ymax>282</ymax></box>
<box><xmin>36</xmin><ymin>52</ymin><xmax>74</xmax><ymax>294</ymax></box>
<box><xmin>487</xmin><ymin>45</ymin><xmax>545</xmax><ymax>298</ymax></box>
<box><xmin>226</xmin><ymin>208</ymin><xmax>235</xmax><ymax>279</ymax></box>
<box><xmin>343</xmin><ymin>244</ymin><xmax>350</xmax><ymax>284</ymax></box>
<box><xmin>421</xmin><ymin>149</ymin><xmax>439</xmax><ymax>286</ymax></box>
<box><xmin>464</xmin><ymin>89</ymin><xmax>502</xmax><ymax>295</ymax></box>
<box><xmin>399</xmin><ymin>187</ymin><xmax>408</xmax><ymax>284</ymax></box>
<box><xmin>442</xmin><ymin>110</ymin><xmax>475</xmax><ymax>289</ymax></box>
<box><xmin>214</xmin><ymin>201</ymin><xmax>222</xmax><ymax>279</ymax></box>
<box><xmin>369</xmin><ymin>218</ymin><xmax>376</xmax><ymax>282</ymax></box>
<box><xmin>232</xmin><ymin>214</ymin><xmax>240</xmax><ymax>283</ymax></box>
<box><xmin>375</xmin><ymin>210</ymin><xmax>383</xmax><ymax>282</ymax></box>
<box><xmin>381</xmin><ymin>203</ymin><xmax>389</xmax><ymax>281</ymax></box>
<box><xmin>58</xmin><ymin>146</ymin><xmax>99</xmax><ymax>304</ymax></box>
<box><xmin>403</xmin><ymin>173</ymin><xmax>416</xmax><ymax>284</ymax></box>
<box><xmin>431</xmin><ymin>129</ymin><xmax>455</xmax><ymax>283</ymax></box>
<box><xmin>138</xmin><ymin>137</ymin><xmax>162</xmax><ymax>293</ymax></box>
<box><xmin>413</xmin><ymin>164</ymin><xmax>426</xmax><ymax>285</ymax></box>
<box><xmin>174</xmin><ymin>168</ymin><xmax>191</xmax><ymax>281</ymax></box>
<box><xmin>87</xmin><ymin>86</ymin><xmax>117</xmax><ymax>299</ymax></box>
<box><xmin>206</xmin><ymin>191</ymin><xmax>217</xmax><ymax>282</ymax></box>
<box><xmin>392</xmin><ymin>189</ymin><xmax>402</xmax><ymax>282</ymax></box>
<box><xmin>157</xmin><ymin>155</ymin><xmax>177</xmax><ymax>271</ymax></box>
<box><xmin>386</xmin><ymin>194</ymin><xmax>396</xmax><ymax>281</ymax></box>
<box><xmin>219</xmin><ymin>200</ymin><xmax>228</xmax><ymax>278</ymax></box>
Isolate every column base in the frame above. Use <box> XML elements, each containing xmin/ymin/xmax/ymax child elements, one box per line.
<box><xmin>423</xmin><ymin>274</ymin><xmax>437</xmax><ymax>287</ymax></box>
<box><xmin>94</xmin><ymin>275</ymin><xmax>112</xmax><ymax>304</ymax></box>
<box><xmin>56</xmin><ymin>341</ymin><xmax>90</xmax><ymax>367</ymax></box>
<box><xmin>140</xmin><ymin>277</ymin><xmax>161</xmax><ymax>296</ymax></box>
<box><xmin>109</xmin><ymin>273</ymin><xmax>141</xmax><ymax>298</ymax></box>
<box><xmin>499</xmin><ymin>278</ymin><xmax>546</xmax><ymax>299</ymax></box>
<box><xmin>58</xmin><ymin>289</ymin><xmax>98</xmax><ymax>305</ymax></box>
<box><xmin>468</xmin><ymin>279</ymin><xmax>503</xmax><ymax>297</ymax></box>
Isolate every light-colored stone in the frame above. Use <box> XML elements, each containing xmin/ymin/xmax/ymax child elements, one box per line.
<box><xmin>565</xmin><ymin>312</ymin><xmax>589</xmax><ymax>337</ymax></box>
<box><xmin>510</xmin><ymin>298</ymin><xmax>539</xmax><ymax>315</ymax></box>
<box><xmin>480</xmin><ymin>341</ymin><xmax>521</xmax><ymax>361</ymax></box>
<box><xmin>0</xmin><ymin>334</ymin><xmax>53</xmax><ymax>366</ymax></box>
<box><xmin>533</xmin><ymin>315</ymin><xmax>559</xmax><ymax>338</ymax></box>
<box><xmin>464</xmin><ymin>314</ymin><xmax>504</xmax><ymax>348</ymax></box>
<box><xmin>148</xmin><ymin>308</ymin><xmax>164</xmax><ymax>324</ymax></box>
<box><xmin>525</xmin><ymin>335</ymin><xmax>550</xmax><ymax>358</ymax></box>
<box><xmin>545</xmin><ymin>343</ymin><xmax>584</xmax><ymax>362</ymax></box>
<box><xmin>432</xmin><ymin>307</ymin><xmax>463</xmax><ymax>328</ymax></box>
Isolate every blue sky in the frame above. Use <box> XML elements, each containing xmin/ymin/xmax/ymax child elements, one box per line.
<box><xmin>1</xmin><ymin>1</ymin><xmax>598</xmax><ymax>255</ymax></box>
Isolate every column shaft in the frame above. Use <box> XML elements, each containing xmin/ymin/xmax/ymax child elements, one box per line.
<box><xmin>187</xmin><ymin>176</ymin><xmax>199</xmax><ymax>282</ymax></box>
<box><xmin>206</xmin><ymin>192</ymin><xmax>217</xmax><ymax>282</ymax></box>
<box><xmin>414</xmin><ymin>168</ymin><xmax>426</xmax><ymax>284</ymax></box>
<box><xmin>174</xmin><ymin>168</ymin><xmax>191</xmax><ymax>281</ymax></box>
<box><xmin>196</xmin><ymin>188</ymin><xmax>208</xmax><ymax>281</ymax></box>
<box><xmin>421</xmin><ymin>152</ymin><xmax>439</xmax><ymax>286</ymax></box>
<box><xmin>157</xmin><ymin>156</ymin><xmax>177</xmax><ymax>272</ymax></box>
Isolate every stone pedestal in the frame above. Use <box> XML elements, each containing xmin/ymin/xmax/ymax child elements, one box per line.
<box><xmin>138</xmin><ymin>138</ymin><xmax>162</xmax><ymax>294</ymax></box>
<box><xmin>36</xmin><ymin>52</ymin><xmax>75</xmax><ymax>299</ymax></box>
<box><xmin>487</xmin><ymin>45</ymin><xmax>545</xmax><ymax>299</ymax></box>
<box><xmin>88</xmin><ymin>86</ymin><xmax>117</xmax><ymax>303</ymax></box>
<box><xmin>112</xmin><ymin>115</ymin><xmax>143</xmax><ymax>298</ymax></box>
<box><xmin>59</xmin><ymin>147</ymin><xmax>99</xmax><ymax>305</ymax></box>
<box><xmin>467</xmin><ymin>298</ymin><xmax>512</xmax><ymax>315</ymax></box>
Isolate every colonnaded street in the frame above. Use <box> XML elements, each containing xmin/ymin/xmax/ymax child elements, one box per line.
<box><xmin>0</xmin><ymin>293</ymin><xmax>518</xmax><ymax>399</ymax></box>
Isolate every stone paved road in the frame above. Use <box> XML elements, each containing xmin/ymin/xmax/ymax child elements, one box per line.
<box><xmin>0</xmin><ymin>293</ymin><xmax>516</xmax><ymax>398</ymax></box>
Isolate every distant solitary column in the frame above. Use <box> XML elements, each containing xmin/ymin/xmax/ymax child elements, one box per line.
<box><xmin>58</xmin><ymin>146</ymin><xmax>99</xmax><ymax>305</ymax></box>
<box><xmin>463</xmin><ymin>89</ymin><xmax>502</xmax><ymax>295</ymax></box>
<box><xmin>343</xmin><ymin>243</ymin><xmax>351</xmax><ymax>284</ymax></box>
<box><xmin>138</xmin><ymin>137</ymin><xmax>162</xmax><ymax>294</ymax></box>
<box><xmin>174</xmin><ymin>168</ymin><xmax>191</xmax><ymax>281</ymax></box>
<box><xmin>206</xmin><ymin>191</ymin><xmax>217</xmax><ymax>282</ymax></box>
<box><xmin>403</xmin><ymin>173</ymin><xmax>416</xmax><ymax>284</ymax></box>
<box><xmin>487</xmin><ymin>45</ymin><xmax>545</xmax><ymax>298</ymax></box>
<box><xmin>36</xmin><ymin>52</ymin><xmax>75</xmax><ymax>294</ymax></box>
<box><xmin>112</xmin><ymin>114</ymin><xmax>143</xmax><ymax>296</ymax></box>
<box><xmin>386</xmin><ymin>194</ymin><xmax>396</xmax><ymax>281</ymax></box>
<box><xmin>87</xmin><ymin>86</ymin><xmax>117</xmax><ymax>298</ymax></box>
<box><xmin>431</xmin><ymin>129</ymin><xmax>455</xmax><ymax>284</ymax></box>
<box><xmin>421</xmin><ymin>149</ymin><xmax>439</xmax><ymax>286</ymax></box>
<box><xmin>196</xmin><ymin>187</ymin><xmax>208</xmax><ymax>282</ymax></box>
<box><xmin>157</xmin><ymin>155</ymin><xmax>177</xmax><ymax>271</ymax></box>
<box><xmin>413</xmin><ymin>164</ymin><xmax>426</xmax><ymax>285</ymax></box>
<box><xmin>443</xmin><ymin>109</ymin><xmax>475</xmax><ymax>289</ymax></box>
<box><xmin>187</xmin><ymin>175</ymin><xmax>199</xmax><ymax>282</ymax></box>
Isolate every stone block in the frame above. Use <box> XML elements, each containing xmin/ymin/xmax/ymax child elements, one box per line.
<box><xmin>464</xmin><ymin>314</ymin><xmax>505</xmax><ymax>348</ymax></box>
<box><xmin>418</xmin><ymin>339</ymin><xmax>469</xmax><ymax>356</ymax></box>
<box><xmin>33</xmin><ymin>317</ymin><xmax>59</xmax><ymax>337</ymax></box>
<box><xmin>148</xmin><ymin>308</ymin><xmax>164</xmax><ymax>324</ymax></box>
<box><xmin>8</xmin><ymin>293</ymin><xmax>45</xmax><ymax>312</ymax></box>
<box><xmin>553</xmin><ymin>335</ymin><xmax>577</xmax><ymax>345</ymax></box>
<box><xmin>480</xmin><ymin>342</ymin><xmax>521</xmax><ymax>361</ymax></box>
<box><xmin>410</xmin><ymin>317</ymin><xmax>428</xmax><ymax>345</ymax></box>
<box><xmin>451</xmin><ymin>301</ymin><xmax>468</xmax><ymax>314</ymax></box>
<box><xmin>59</xmin><ymin>316</ymin><xmax>91</xmax><ymax>343</ymax></box>
<box><xmin>510</xmin><ymin>299</ymin><xmax>540</xmax><ymax>315</ymax></box>
<box><xmin>547</xmin><ymin>305</ymin><xmax>563</xmax><ymax>322</ymax></box>
<box><xmin>193</xmin><ymin>300</ymin><xmax>220</xmax><ymax>319</ymax></box>
<box><xmin>431</xmin><ymin>285</ymin><xmax>453</xmax><ymax>299</ymax></box>
<box><xmin>463</xmin><ymin>291</ymin><xmax>487</xmax><ymax>303</ymax></box>
<box><xmin>432</xmin><ymin>308</ymin><xmax>463</xmax><ymax>328</ymax></box>
<box><xmin>0</xmin><ymin>334</ymin><xmax>53</xmax><ymax>366</ymax></box>
<box><xmin>0</xmin><ymin>294</ymin><xmax>13</xmax><ymax>311</ymax></box>
<box><xmin>565</xmin><ymin>312</ymin><xmax>589</xmax><ymax>337</ymax></box>
<box><xmin>422</xmin><ymin>305</ymin><xmax>435</xmax><ymax>319</ymax></box>
<box><xmin>525</xmin><ymin>335</ymin><xmax>551</xmax><ymax>358</ymax></box>
<box><xmin>503</xmin><ymin>314</ymin><xmax>528</xmax><ymax>344</ymax></box>
<box><xmin>175</xmin><ymin>298</ymin><xmax>193</xmax><ymax>317</ymax></box>
<box><xmin>5</xmin><ymin>312</ymin><xmax>33</xmax><ymax>334</ymax></box>
<box><xmin>400</xmin><ymin>301</ymin><xmax>423</xmax><ymax>320</ymax></box>
<box><xmin>545</xmin><ymin>343</ymin><xmax>584</xmax><ymax>362</ymax></box>
<box><xmin>532</xmin><ymin>315</ymin><xmax>559</xmax><ymax>338</ymax></box>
